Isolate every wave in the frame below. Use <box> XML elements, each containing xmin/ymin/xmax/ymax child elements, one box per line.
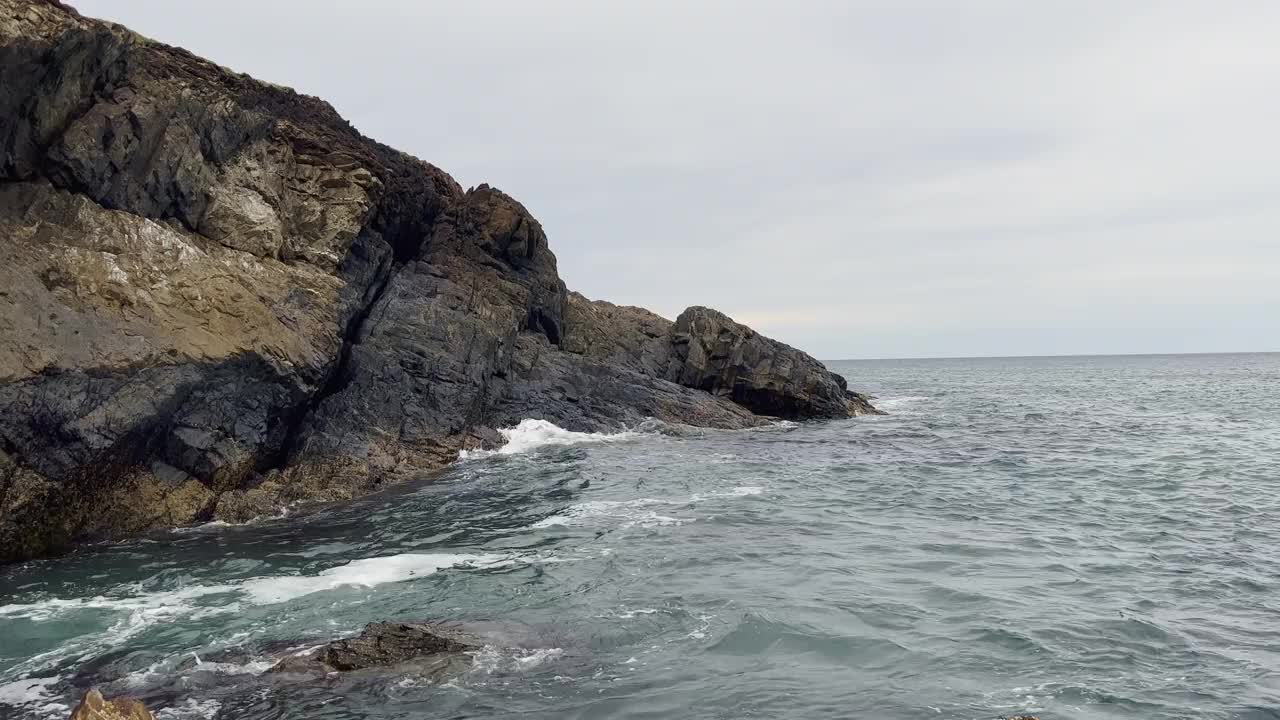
<box><xmin>169</xmin><ymin>503</ymin><xmax>298</xmax><ymax>534</ymax></box>
<box><xmin>238</xmin><ymin>552</ymin><xmax>511</xmax><ymax>604</ymax></box>
<box><xmin>691</xmin><ymin>486</ymin><xmax>763</xmax><ymax>501</ymax></box>
<box><xmin>0</xmin><ymin>552</ymin><xmax>513</xmax><ymax>678</ymax></box>
<box><xmin>459</xmin><ymin>419</ymin><xmax>638</xmax><ymax>460</ymax></box>
<box><xmin>154</xmin><ymin>698</ymin><xmax>224</xmax><ymax>720</ymax></box>
<box><xmin>0</xmin><ymin>677</ymin><xmax>69</xmax><ymax>720</ymax></box>
<box><xmin>468</xmin><ymin>645</ymin><xmax>565</xmax><ymax>674</ymax></box>
<box><xmin>872</xmin><ymin>395</ymin><xmax>930</xmax><ymax>410</ymax></box>
<box><xmin>530</xmin><ymin>486</ymin><xmax>765</xmax><ymax>530</ymax></box>
<box><xmin>0</xmin><ymin>553</ymin><xmax>510</xmax><ymax>622</ymax></box>
<box><xmin>531</xmin><ymin>499</ymin><xmax>690</xmax><ymax>529</ymax></box>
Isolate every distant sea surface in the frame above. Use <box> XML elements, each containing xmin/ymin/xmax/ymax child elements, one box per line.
<box><xmin>3</xmin><ymin>353</ymin><xmax>1279</xmax><ymax>720</ymax></box>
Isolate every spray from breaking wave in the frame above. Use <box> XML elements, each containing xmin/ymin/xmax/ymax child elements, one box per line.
<box><xmin>458</xmin><ymin>419</ymin><xmax>638</xmax><ymax>460</ymax></box>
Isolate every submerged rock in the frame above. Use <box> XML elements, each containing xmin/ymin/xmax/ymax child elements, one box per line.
<box><xmin>0</xmin><ymin>0</ymin><xmax>879</xmax><ymax>563</ymax></box>
<box><xmin>270</xmin><ymin>622</ymin><xmax>477</xmax><ymax>674</ymax></box>
<box><xmin>67</xmin><ymin>689</ymin><xmax>153</xmax><ymax>720</ymax></box>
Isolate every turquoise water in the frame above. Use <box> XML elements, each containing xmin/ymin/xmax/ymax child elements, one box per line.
<box><xmin>2</xmin><ymin>353</ymin><xmax>1279</xmax><ymax>719</ymax></box>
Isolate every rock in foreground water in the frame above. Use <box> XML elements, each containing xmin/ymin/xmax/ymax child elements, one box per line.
<box><xmin>270</xmin><ymin>622</ymin><xmax>478</xmax><ymax>673</ymax></box>
<box><xmin>67</xmin><ymin>689</ymin><xmax>153</xmax><ymax>720</ymax></box>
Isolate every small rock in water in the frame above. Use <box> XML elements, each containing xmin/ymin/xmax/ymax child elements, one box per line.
<box><xmin>270</xmin><ymin>621</ymin><xmax>478</xmax><ymax>673</ymax></box>
<box><xmin>67</xmin><ymin>689</ymin><xmax>153</xmax><ymax>720</ymax></box>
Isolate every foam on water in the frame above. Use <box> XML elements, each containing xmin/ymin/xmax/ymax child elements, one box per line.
<box><xmin>170</xmin><ymin>504</ymin><xmax>297</xmax><ymax>535</ymax></box>
<box><xmin>469</xmin><ymin>645</ymin><xmax>566</xmax><ymax>675</ymax></box>
<box><xmin>530</xmin><ymin>499</ymin><xmax>691</xmax><ymax>529</ymax></box>
<box><xmin>691</xmin><ymin>486</ymin><xmax>764</xmax><ymax>501</ymax></box>
<box><xmin>873</xmin><ymin>395</ymin><xmax>930</xmax><ymax>410</ymax></box>
<box><xmin>531</xmin><ymin>487</ymin><xmax>763</xmax><ymax>529</ymax></box>
<box><xmin>238</xmin><ymin>552</ymin><xmax>510</xmax><ymax>604</ymax></box>
<box><xmin>0</xmin><ymin>584</ymin><xmax>236</xmax><ymax>622</ymax></box>
<box><xmin>1</xmin><ymin>553</ymin><xmax>508</xmax><ymax>624</ymax></box>
<box><xmin>0</xmin><ymin>677</ymin><xmax>68</xmax><ymax>720</ymax></box>
<box><xmin>154</xmin><ymin>698</ymin><xmax>223</xmax><ymax>720</ymax></box>
<box><xmin>458</xmin><ymin>419</ymin><xmax>637</xmax><ymax>460</ymax></box>
<box><xmin>0</xmin><ymin>553</ymin><xmax>514</xmax><ymax>680</ymax></box>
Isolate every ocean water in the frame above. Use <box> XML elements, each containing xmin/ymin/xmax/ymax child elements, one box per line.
<box><xmin>2</xmin><ymin>353</ymin><xmax>1279</xmax><ymax>720</ymax></box>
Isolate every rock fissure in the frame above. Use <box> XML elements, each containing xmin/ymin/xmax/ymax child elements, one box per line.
<box><xmin>270</xmin><ymin>236</ymin><xmax>405</xmax><ymax>473</ymax></box>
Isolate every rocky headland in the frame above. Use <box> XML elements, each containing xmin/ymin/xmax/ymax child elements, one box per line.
<box><xmin>0</xmin><ymin>0</ymin><xmax>878</xmax><ymax>563</ymax></box>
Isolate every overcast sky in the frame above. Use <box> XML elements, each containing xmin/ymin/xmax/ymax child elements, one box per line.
<box><xmin>75</xmin><ymin>1</ymin><xmax>1279</xmax><ymax>358</ymax></box>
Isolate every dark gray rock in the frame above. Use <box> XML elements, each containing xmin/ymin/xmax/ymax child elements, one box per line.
<box><xmin>269</xmin><ymin>622</ymin><xmax>477</xmax><ymax>674</ymax></box>
<box><xmin>0</xmin><ymin>0</ymin><xmax>877</xmax><ymax>563</ymax></box>
<box><xmin>666</xmin><ymin>306</ymin><xmax>881</xmax><ymax>419</ymax></box>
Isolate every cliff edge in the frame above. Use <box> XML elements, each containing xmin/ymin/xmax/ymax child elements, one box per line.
<box><xmin>0</xmin><ymin>0</ymin><xmax>878</xmax><ymax>562</ymax></box>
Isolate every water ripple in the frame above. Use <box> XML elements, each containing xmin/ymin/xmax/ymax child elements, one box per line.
<box><xmin>2</xmin><ymin>353</ymin><xmax>1279</xmax><ymax>719</ymax></box>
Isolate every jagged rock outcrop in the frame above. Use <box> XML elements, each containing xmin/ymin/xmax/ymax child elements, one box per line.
<box><xmin>67</xmin><ymin>689</ymin><xmax>153</xmax><ymax>720</ymax></box>
<box><xmin>666</xmin><ymin>306</ymin><xmax>879</xmax><ymax>419</ymax></box>
<box><xmin>0</xmin><ymin>0</ymin><xmax>877</xmax><ymax>562</ymax></box>
<box><xmin>269</xmin><ymin>622</ymin><xmax>477</xmax><ymax>674</ymax></box>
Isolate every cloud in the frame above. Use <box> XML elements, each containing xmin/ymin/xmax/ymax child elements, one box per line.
<box><xmin>72</xmin><ymin>0</ymin><xmax>1280</xmax><ymax>357</ymax></box>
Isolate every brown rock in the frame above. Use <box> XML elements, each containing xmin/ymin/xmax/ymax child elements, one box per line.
<box><xmin>67</xmin><ymin>689</ymin><xmax>153</xmax><ymax>720</ymax></box>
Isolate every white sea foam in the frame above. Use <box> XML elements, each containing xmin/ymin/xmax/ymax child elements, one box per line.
<box><xmin>0</xmin><ymin>553</ymin><xmax>510</xmax><ymax>625</ymax></box>
<box><xmin>0</xmin><ymin>676</ymin><xmax>69</xmax><ymax>720</ymax></box>
<box><xmin>531</xmin><ymin>484</ymin><xmax>765</xmax><ymax>530</ymax></box>
<box><xmin>469</xmin><ymin>645</ymin><xmax>565</xmax><ymax>674</ymax></box>
<box><xmin>170</xmin><ymin>504</ymin><xmax>298</xmax><ymax>534</ymax></box>
<box><xmin>745</xmin><ymin>419</ymin><xmax>798</xmax><ymax>431</ymax></box>
<box><xmin>691</xmin><ymin>486</ymin><xmax>764</xmax><ymax>501</ymax></box>
<box><xmin>458</xmin><ymin>419</ymin><xmax>637</xmax><ymax>460</ymax></box>
<box><xmin>155</xmin><ymin>697</ymin><xmax>224</xmax><ymax>720</ymax></box>
<box><xmin>239</xmin><ymin>552</ymin><xmax>510</xmax><ymax>604</ymax></box>
<box><xmin>513</xmin><ymin>647</ymin><xmax>564</xmax><ymax>669</ymax></box>
<box><xmin>609</xmin><ymin>607</ymin><xmax>661</xmax><ymax>619</ymax></box>
<box><xmin>0</xmin><ymin>583</ymin><xmax>241</xmax><ymax>633</ymax></box>
<box><xmin>0</xmin><ymin>552</ymin><xmax>514</xmax><ymax>677</ymax></box>
<box><xmin>170</xmin><ymin>520</ymin><xmax>233</xmax><ymax>533</ymax></box>
<box><xmin>531</xmin><ymin>499</ymin><xmax>691</xmax><ymax>529</ymax></box>
<box><xmin>874</xmin><ymin>395</ymin><xmax>930</xmax><ymax>410</ymax></box>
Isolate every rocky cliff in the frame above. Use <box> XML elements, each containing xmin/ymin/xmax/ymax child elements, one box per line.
<box><xmin>0</xmin><ymin>0</ymin><xmax>878</xmax><ymax>563</ymax></box>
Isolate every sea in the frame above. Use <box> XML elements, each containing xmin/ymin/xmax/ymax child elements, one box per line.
<box><xmin>2</xmin><ymin>353</ymin><xmax>1278</xmax><ymax>720</ymax></box>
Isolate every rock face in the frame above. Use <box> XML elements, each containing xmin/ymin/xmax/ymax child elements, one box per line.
<box><xmin>270</xmin><ymin>622</ymin><xmax>477</xmax><ymax>674</ymax></box>
<box><xmin>0</xmin><ymin>0</ymin><xmax>878</xmax><ymax>562</ymax></box>
<box><xmin>666</xmin><ymin>306</ymin><xmax>879</xmax><ymax>419</ymax></box>
<box><xmin>67</xmin><ymin>689</ymin><xmax>153</xmax><ymax>720</ymax></box>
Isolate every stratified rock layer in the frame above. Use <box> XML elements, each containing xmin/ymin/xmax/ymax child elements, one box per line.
<box><xmin>0</xmin><ymin>0</ymin><xmax>878</xmax><ymax>562</ymax></box>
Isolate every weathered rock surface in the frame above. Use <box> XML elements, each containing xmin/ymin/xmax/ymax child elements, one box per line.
<box><xmin>666</xmin><ymin>306</ymin><xmax>879</xmax><ymax>419</ymax></box>
<box><xmin>269</xmin><ymin>622</ymin><xmax>477</xmax><ymax>674</ymax></box>
<box><xmin>0</xmin><ymin>0</ymin><xmax>878</xmax><ymax>562</ymax></box>
<box><xmin>67</xmin><ymin>689</ymin><xmax>153</xmax><ymax>720</ymax></box>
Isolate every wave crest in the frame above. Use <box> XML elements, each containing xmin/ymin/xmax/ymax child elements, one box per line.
<box><xmin>459</xmin><ymin>419</ymin><xmax>637</xmax><ymax>460</ymax></box>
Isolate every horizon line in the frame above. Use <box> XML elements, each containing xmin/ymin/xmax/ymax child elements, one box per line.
<box><xmin>824</xmin><ymin>349</ymin><xmax>1280</xmax><ymax>362</ymax></box>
